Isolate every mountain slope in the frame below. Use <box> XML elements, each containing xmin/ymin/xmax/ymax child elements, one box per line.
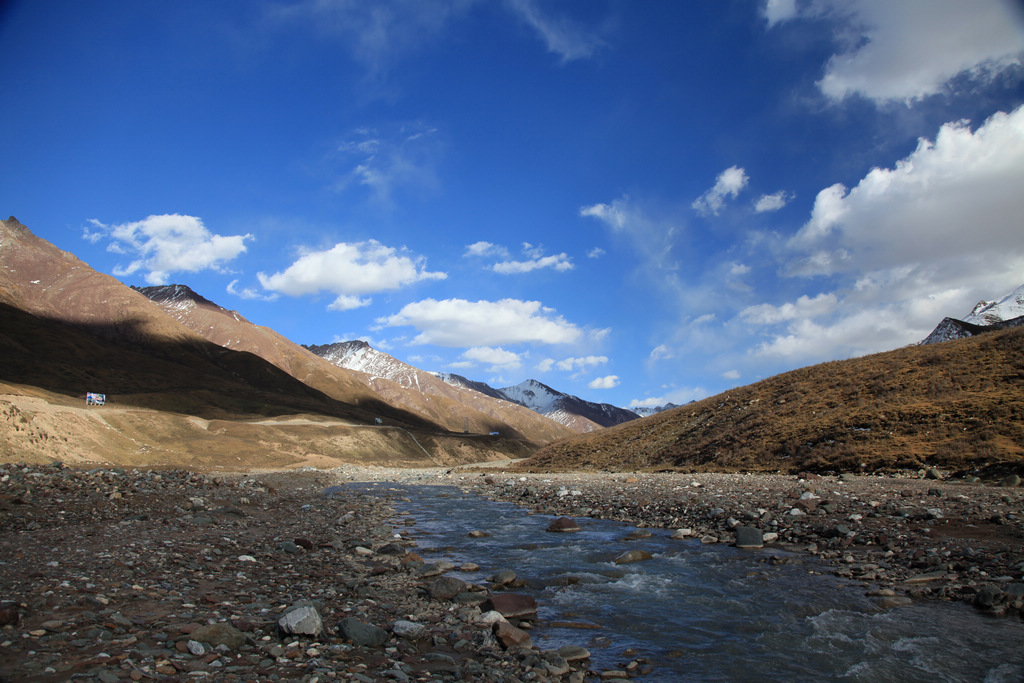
<box><xmin>306</xmin><ymin>342</ymin><xmax>574</xmax><ymax>444</ymax></box>
<box><xmin>521</xmin><ymin>326</ymin><xmax>1024</xmax><ymax>474</ymax></box>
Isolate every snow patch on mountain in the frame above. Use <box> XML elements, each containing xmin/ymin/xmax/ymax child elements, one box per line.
<box><xmin>305</xmin><ymin>341</ymin><xmax>424</xmax><ymax>390</ymax></box>
<box><xmin>632</xmin><ymin>403</ymin><xmax>680</xmax><ymax>418</ymax></box>
<box><xmin>963</xmin><ymin>284</ymin><xmax>1024</xmax><ymax>325</ymax></box>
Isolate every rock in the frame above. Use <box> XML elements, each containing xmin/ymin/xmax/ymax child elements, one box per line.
<box><xmin>700</xmin><ymin>535</ymin><xmax>719</xmax><ymax>544</ymax></box>
<box><xmin>624</xmin><ymin>529</ymin><xmax>652</xmax><ymax>540</ymax></box>
<box><xmin>475</xmin><ymin>610</ymin><xmax>508</xmax><ymax>627</ymax></box>
<box><xmin>735</xmin><ymin>526</ymin><xmax>763</xmax><ymax>549</ymax></box>
<box><xmin>426</xmin><ymin>576</ymin><xmax>467</xmax><ymax>600</ymax></box>
<box><xmin>190</xmin><ymin>622</ymin><xmax>246</xmax><ymax>650</ymax></box>
<box><xmin>547</xmin><ymin>517</ymin><xmax>581</xmax><ymax>532</ymax></box>
<box><xmin>338</xmin><ymin>617</ymin><xmax>389</xmax><ymax>647</ymax></box>
<box><xmin>391</xmin><ymin>620</ymin><xmax>426</xmax><ymax>639</ymax></box>
<box><xmin>278</xmin><ymin>605</ymin><xmax>323</xmax><ymax>636</ymax></box>
<box><xmin>187</xmin><ymin>639</ymin><xmax>206</xmax><ymax>655</ymax></box>
<box><xmin>468</xmin><ymin>530</ymin><xmax>491</xmax><ymax>538</ymax></box>
<box><xmin>613</xmin><ymin>550</ymin><xmax>653</xmax><ymax>564</ymax></box>
<box><xmin>489</xmin><ymin>568</ymin><xmax>517</xmax><ymax>585</ymax></box>
<box><xmin>493</xmin><ymin>620</ymin><xmax>533</xmax><ymax>649</ymax></box>
<box><xmin>1001</xmin><ymin>474</ymin><xmax>1021</xmax><ymax>487</ymax></box>
<box><xmin>558</xmin><ymin>644</ymin><xmax>592</xmax><ymax>662</ymax></box>
<box><xmin>762</xmin><ymin>532</ymin><xmax>779</xmax><ymax>544</ymax></box>
<box><xmin>925</xmin><ymin>468</ymin><xmax>942</xmax><ymax>480</ymax></box>
<box><xmin>482</xmin><ymin>593</ymin><xmax>538</xmax><ymax>619</ymax></box>
<box><xmin>670</xmin><ymin>528</ymin><xmax>692</xmax><ymax>539</ymax></box>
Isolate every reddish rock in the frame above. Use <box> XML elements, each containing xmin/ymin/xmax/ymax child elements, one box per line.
<box><xmin>482</xmin><ymin>593</ymin><xmax>538</xmax><ymax>619</ymax></box>
<box><xmin>493</xmin><ymin>620</ymin><xmax>533</xmax><ymax>649</ymax></box>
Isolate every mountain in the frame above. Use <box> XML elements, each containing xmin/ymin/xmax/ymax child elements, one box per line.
<box><xmin>632</xmin><ymin>403</ymin><xmax>680</xmax><ymax>418</ymax></box>
<box><xmin>305</xmin><ymin>341</ymin><xmax>574</xmax><ymax>443</ymax></box>
<box><xmin>519</xmin><ymin>325</ymin><xmax>1024</xmax><ymax>474</ymax></box>
<box><xmin>434</xmin><ymin>374</ymin><xmax>640</xmax><ymax>433</ymax></box>
<box><xmin>964</xmin><ymin>284</ymin><xmax>1024</xmax><ymax>325</ymax></box>
<box><xmin>921</xmin><ymin>284</ymin><xmax>1024</xmax><ymax>345</ymax></box>
<box><xmin>0</xmin><ymin>217</ymin><xmax>539</xmax><ymax>468</ymax></box>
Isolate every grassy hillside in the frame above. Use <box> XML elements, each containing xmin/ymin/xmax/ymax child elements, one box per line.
<box><xmin>521</xmin><ymin>326</ymin><xmax>1024</xmax><ymax>474</ymax></box>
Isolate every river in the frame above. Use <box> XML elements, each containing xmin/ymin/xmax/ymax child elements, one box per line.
<box><xmin>353</xmin><ymin>482</ymin><xmax>1024</xmax><ymax>682</ymax></box>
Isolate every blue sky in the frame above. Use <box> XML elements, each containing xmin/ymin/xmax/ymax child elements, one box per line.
<box><xmin>2</xmin><ymin>1</ymin><xmax>1024</xmax><ymax>410</ymax></box>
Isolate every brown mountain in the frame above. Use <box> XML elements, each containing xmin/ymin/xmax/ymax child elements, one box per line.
<box><xmin>521</xmin><ymin>325</ymin><xmax>1024</xmax><ymax>475</ymax></box>
<box><xmin>0</xmin><ymin>217</ymin><xmax>537</xmax><ymax>468</ymax></box>
<box><xmin>137</xmin><ymin>288</ymin><xmax>572</xmax><ymax>444</ymax></box>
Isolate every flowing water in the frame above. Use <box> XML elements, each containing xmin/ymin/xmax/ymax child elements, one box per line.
<box><xmin>351</xmin><ymin>482</ymin><xmax>1024</xmax><ymax>682</ymax></box>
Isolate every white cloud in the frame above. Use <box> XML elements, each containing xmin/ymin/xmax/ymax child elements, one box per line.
<box><xmin>771</xmin><ymin>0</ymin><xmax>1024</xmax><ymax>103</ymax></box>
<box><xmin>460</xmin><ymin>346</ymin><xmax>523</xmax><ymax>370</ymax></box>
<box><xmin>762</xmin><ymin>0</ymin><xmax>798</xmax><ymax>27</ymax></box>
<box><xmin>740</xmin><ymin>293</ymin><xmax>840</xmax><ymax>325</ymax></box>
<box><xmin>580</xmin><ymin>199</ymin><xmax>631</xmax><ymax>231</ymax></box>
<box><xmin>505</xmin><ymin>0</ymin><xmax>606</xmax><ymax>63</ymax></box>
<box><xmin>790</xmin><ymin>106</ymin><xmax>1024</xmax><ymax>275</ymax></box>
<box><xmin>555</xmin><ymin>355</ymin><xmax>608</xmax><ymax>371</ymax></box>
<box><xmin>493</xmin><ymin>252</ymin><xmax>574</xmax><ymax>274</ymax></box>
<box><xmin>268</xmin><ymin>0</ymin><xmax>470</xmax><ymax>80</ymax></box>
<box><xmin>722</xmin><ymin>369</ymin><xmax>741</xmax><ymax>380</ymax></box>
<box><xmin>227</xmin><ymin>279</ymin><xmax>278</xmax><ymax>301</ymax></box>
<box><xmin>334</xmin><ymin>124</ymin><xmax>441</xmax><ymax>204</ymax></box>
<box><xmin>378</xmin><ymin>297</ymin><xmax>582</xmax><ymax>347</ymax></box>
<box><xmin>754</xmin><ymin>191</ymin><xmax>793</xmax><ymax>213</ymax></box>
<box><xmin>649</xmin><ymin>344</ymin><xmax>672</xmax><ymax>361</ymax></box>
<box><xmin>258</xmin><ymin>240</ymin><xmax>446</xmax><ymax>310</ymax></box>
<box><xmin>464</xmin><ymin>241</ymin><xmax>509</xmax><ymax>258</ymax></box>
<box><xmin>746</xmin><ymin>105</ymin><xmax>1024</xmax><ymax>364</ymax></box>
<box><xmin>92</xmin><ymin>214</ymin><xmax>251</xmax><ymax>285</ymax></box>
<box><xmin>588</xmin><ymin>375</ymin><xmax>619</xmax><ymax>389</ymax></box>
<box><xmin>692</xmin><ymin>166</ymin><xmax>749</xmax><ymax>216</ymax></box>
<box><xmin>587</xmin><ymin>247</ymin><xmax>606</xmax><ymax>259</ymax></box>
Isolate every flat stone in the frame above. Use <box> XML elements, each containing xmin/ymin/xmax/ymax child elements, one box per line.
<box><xmin>482</xmin><ymin>593</ymin><xmax>538</xmax><ymax>619</ymax></box>
<box><xmin>426</xmin><ymin>576</ymin><xmax>466</xmax><ymax>600</ymax></box>
<box><xmin>493</xmin><ymin>621</ymin><xmax>532</xmax><ymax>649</ymax></box>
<box><xmin>190</xmin><ymin>622</ymin><xmax>246</xmax><ymax>650</ymax></box>
<box><xmin>547</xmin><ymin>517</ymin><xmax>581</xmax><ymax>532</ymax></box>
<box><xmin>338</xmin><ymin>617</ymin><xmax>388</xmax><ymax>647</ymax></box>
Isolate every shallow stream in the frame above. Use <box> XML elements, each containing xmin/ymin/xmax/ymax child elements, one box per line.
<box><xmin>354</xmin><ymin>482</ymin><xmax>1024</xmax><ymax>682</ymax></box>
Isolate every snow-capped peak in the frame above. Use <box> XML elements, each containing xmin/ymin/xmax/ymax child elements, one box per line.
<box><xmin>963</xmin><ymin>284</ymin><xmax>1024</xmax><ymax>325</ymax></box>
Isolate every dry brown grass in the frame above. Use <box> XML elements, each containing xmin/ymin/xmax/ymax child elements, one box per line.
<box><xmin>522</xmin><ymin>326</ymin><xmax>1024</xmax><ymax>475</ymax></box>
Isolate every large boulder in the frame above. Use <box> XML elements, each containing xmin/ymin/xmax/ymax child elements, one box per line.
<box><xmin>547</xmin><ymin>517</ymin><xmax>581</xmax><ymax>532</ymax></box>
<box><xmin>278</xmin><ymin>605</ymin><xmax>323</xmax><ymax>636</ymax></box>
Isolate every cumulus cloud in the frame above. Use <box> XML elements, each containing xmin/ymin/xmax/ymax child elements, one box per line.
<box><xmin>769</xmin><ymin>0</ymin><xmax>1024</xmax><ymax>103</ymax></box>
<box><xmin>505</xmin><ymin>0</ymin><xmax>606</xmax><ymax>63</ymax></box>
<box><xmin>258</xmin><ymin>240</ymin><xmax>446</xmax><ymax>310</ymax></box>
<box><xmin>744</xmin><ymin>105</ymin><xmax>1024</xmax><ymax>363</ymax></box>
<box><xmin>459</xmin><ymin>346</ymin><xmax>523</xmax><ymax>370</ymax></box>
<box><xmin>790</xmin><ymin>106</ymin><xmax>1024</xmax><ymax>274</ymax></box>
<box><xmin>692</xmin><ymin>166</ymin><xmax>749</xmax><ymax>216</ymax></box>
<box><xmin>378</xmin><ymin>297</ymin><xmax>582</xmax><ymax>347</ymax></box>
<box><xmin>554</xmin><ymin>355</ymin><xmax>608</xmax><ymax>371</ymax></box>
<box><xmin>89</xmin><ymin>214</ymin><xmax>251</xmax><ymax>285</ymax></box>
<box><xmin>754</xmin><ymin>191</ymin><xmax>793</xmax><ymax>213</ymax></box>
<box><xmin>588</xmin><ymin>375</ymin><xmax>619</xmax><ymax>389</ymax></box>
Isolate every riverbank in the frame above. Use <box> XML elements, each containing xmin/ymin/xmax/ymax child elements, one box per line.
<box><xmin>0</xmin><ymin>463</ymin><xmax>595</xmax><ymax>682</ymax></box>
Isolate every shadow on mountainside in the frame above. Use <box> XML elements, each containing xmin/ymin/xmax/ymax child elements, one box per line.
<box><xmin>0</xmin><ymin>302</ymin><xmax>439</xmax><ymax>428</ymax></box>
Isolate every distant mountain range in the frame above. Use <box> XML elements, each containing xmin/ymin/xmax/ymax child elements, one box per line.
<box><xmin>305</xmin><ymin>342</ymin><xmax>643</xmax><ymax>433</ymax></box>
<box><xmin>921</xmin><ymin>284</ymin><xmax>1024</xmax><ymax>345</ymax></box>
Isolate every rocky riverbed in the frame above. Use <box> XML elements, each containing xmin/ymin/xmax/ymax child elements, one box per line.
<box><xmin>447</xmin><ymin>469</ymin><xmax>1024</xmax><ymax>613</ymax></box>
<box><xmin>0</xmin><ymin>464</ymin><xmax>597</xmax><ymax>682</ymax></box>
<box><xmin>2</xmin><ymin>463</ymin><xmax>1023</xmax><ymax>682</ymax></box>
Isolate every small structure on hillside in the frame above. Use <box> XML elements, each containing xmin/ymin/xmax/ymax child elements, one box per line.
<box><xmin>86</xmin><ymin>392</ymin><xmax>106</xmax><ymax>406</ymax></box>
